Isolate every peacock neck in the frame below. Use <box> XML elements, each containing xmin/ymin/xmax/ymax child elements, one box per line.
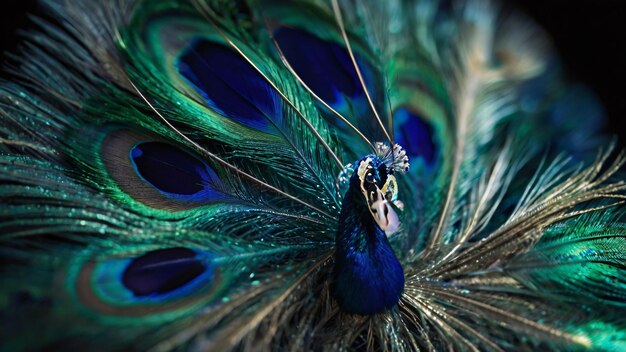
<box><xmin>333</xmin><ymin>173</ymin><xmax>405</xmax><ymax>315</ymax></box>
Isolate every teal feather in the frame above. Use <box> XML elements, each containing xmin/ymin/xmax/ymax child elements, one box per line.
<box><xmin>1</xmin><ymin>0</ymin><xmax>625</xmax><ymax>350</ymax></box>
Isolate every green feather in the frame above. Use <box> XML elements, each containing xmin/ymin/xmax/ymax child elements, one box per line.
<box><xmin>1</xmin><ymin>0</ymin><xmax>625</xmax><ymax>350</ymax></box>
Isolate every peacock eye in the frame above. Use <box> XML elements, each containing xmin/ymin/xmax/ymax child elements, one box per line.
<box><xmin>122</xmin><ymin>247</ymin><xmax>210</xmax><ymax>297</ymax></box>
<box><xmin>273</xmin><ymin>27</ymin><xmax>374</xmax><ymax>114</ymax></box>
<box><xmin>129</xmin><ymin>141</ymin><xmax>221</xmax><ymax>200</ymax></box>
<box><xmin>365</xmin><ymin>172</ymin><xmax>375</xmax><ymax>184</ymax></box>
<box><xmin>177</xmin><ymin>39</ymin><xmax>280</xmax><ymax>132</ymax></box>
<box><xmin>130</xmin><ymin>142</ymin><xmax>207</xmax><ymax>196</ymax></box>
<box><xmin>393</xmin><ymin>108</ymin><xmax>437</xmax><ymax>167</ymax></box>
<box><xmin>72</xmin><ymin>246</ymin><xmax>222</xmax><ymax>319</ymax></box>
<box><xmin>101</xmin><ymin>130</ymin><xmax>224</xmax><ymax>210</ymax></box>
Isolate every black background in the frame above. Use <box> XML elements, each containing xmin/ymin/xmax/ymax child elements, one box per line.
<box><xmin>1</xmin><ymin>0</ymin><xmax>625</xmax><ymax>144</ymax></box>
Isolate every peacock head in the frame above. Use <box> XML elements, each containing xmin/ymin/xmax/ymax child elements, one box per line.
<box><xmin>334</xmin><ymin>143</ymin><xmax>409</xmax><ymax>314</ymax></box>
<box><xmin>353</xmin><ymin>143</ymin><xmax>410</xmax><ymax>235</ymax></box>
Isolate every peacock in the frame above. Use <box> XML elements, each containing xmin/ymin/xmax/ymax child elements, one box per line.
<box><xmin>1</xmin><ymin>0</ymin><xmax>625</xmax><ymax>350</ymax></box>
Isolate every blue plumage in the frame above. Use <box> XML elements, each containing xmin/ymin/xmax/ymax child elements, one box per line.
<box><xmin>334</xmin><ymin>156</ymin><xmax>405</xmax><ymax>314</ymax></box>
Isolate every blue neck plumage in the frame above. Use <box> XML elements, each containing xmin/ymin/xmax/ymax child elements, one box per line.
<box><xmin>333</xmin><ymin>158</ymin><xmax>405</xmax><ymax>315</ymax></box>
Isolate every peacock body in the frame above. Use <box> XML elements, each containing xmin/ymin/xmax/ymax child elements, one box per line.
<box><xmin>0</xmin><ymin>0</ymin><xmax>625</xmax><ymax>350</ymax></box>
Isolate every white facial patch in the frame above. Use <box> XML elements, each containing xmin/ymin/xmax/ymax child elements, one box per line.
<box><xmin>357</xmin><ymin>158</ymin><xmax>401</xmax><ymax>236</ymax></box>
<box><xmin>369</xmin><ymin>189</ymin><xmax>400</xmax><ymax>236</ymax></box>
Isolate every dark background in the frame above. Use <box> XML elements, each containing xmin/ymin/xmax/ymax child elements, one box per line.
<box><xmin>1</xmin><ymin>0</ymin><xmax>625</xmax><ymax>144</ymax></box>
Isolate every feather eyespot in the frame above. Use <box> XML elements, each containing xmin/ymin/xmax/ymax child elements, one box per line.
<box><xmin>273</xmin><ymin>27</ymin><xmax>376</xmax><ymax>121</ymax></box>
<box><xmin>102</xmin><ymin>130</ymin><xmax>223</xmax><ymax>210</ymax></box>
<box><xmin>178</xmin><ymin>39</ymin><xmax>281</xmax><ymax>132</ymax></box>
<box><xmin>70</xmin><ymin>246</ymin><xmax>223</xmax><ymax>320</ymax></box>
<box><xmin>121</xmin><ymin>247</ymin><xmax>212</xmax><ymax>297</ymax></box>
<box><xmin>129</xmin><ymin>141</ymin><xmax>220</xmax><ymax>198</ymax></box>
